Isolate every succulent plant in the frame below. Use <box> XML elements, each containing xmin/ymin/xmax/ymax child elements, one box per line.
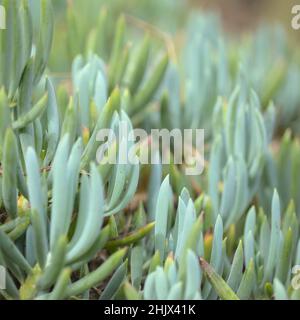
<box><xmin>1</xmin><ymin>0</ymin><xmax>300</xmax><ymax>301</ymax></box>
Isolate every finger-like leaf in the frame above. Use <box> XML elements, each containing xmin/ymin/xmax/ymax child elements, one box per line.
<box><xmin>99</xmin><ymin>260</ymin><xmax>128</xmax><ymax>300</ymax></box>
<box><xmin>200</xmin><ymin>258</ymin><xmax>239</xmax><ymax>300</ymax></box>
<box><xmin>2</xmin><ymin>128</ymin><xmax>18</xmax><ymax>218</ymax></box>
<box><xmin>155</xmin><ymin>175</ymin><xmax>170</xmax><ymax>260</ymax></box>
<box><xmin>132</xmin><ymin>54</ymin><xmax>169</xmax><ymax>113</ymax></box>
<box><xmin>64</xmin><ymin>248</ymin><xmax>127</xmax><ymax>298</ymax></box>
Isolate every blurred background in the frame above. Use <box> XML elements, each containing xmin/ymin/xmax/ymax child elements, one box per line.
<box><xmin>191</xmin><ymin>0</ymin><xmax>299</xmax><ymax>32</ymax></box>
<box><xmin>49</xmin><ymin>0</ymin><xmax>300</xmax><ymax>72</ymax></box>
<box><xmin>51</xmin><ymin>0</ymin><xmax>300</xmax><ymax>32</ymax></box>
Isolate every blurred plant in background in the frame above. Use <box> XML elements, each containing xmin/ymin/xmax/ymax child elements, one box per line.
<box><xmin>0</xmin><ymin>0</ymin><xmax>300</xmax><ymax>300</ymax></box>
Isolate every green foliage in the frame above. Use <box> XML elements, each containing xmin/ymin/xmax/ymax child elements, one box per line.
<box><xmin>0</xmin><ymin>0</ymin><xmax>300</xmax><ymax>301</ymax></box>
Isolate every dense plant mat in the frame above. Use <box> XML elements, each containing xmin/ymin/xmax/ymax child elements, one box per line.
<box><xmin>0</xmin><ymin>0</ymin><xmax>300</xmax><ymax>300</ymax></box>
